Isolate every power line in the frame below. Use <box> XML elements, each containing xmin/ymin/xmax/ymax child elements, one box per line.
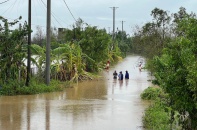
<box><xmin>62</xmin><ymin>0</ymin><xmax>77</xmax><ymax>22</ymax></box>
<box><xmin>1</xmin><ymin>0</ymin><xmax>72</xmax><ymax>30</ymax></box>
<box><xmin>36</xmin><ymin>0</ymin><xmax>53</xmax><ymax>27</ymax></box>
<box><xmin>38</xmin><ymin>0</ymin><xmax>70</xmax><ymax>27</ymax></box>
<box><xmin>16</xmin><ymin>0</ymin><xmax>23</xmax><ymax>16</ymax></box>
<box><xmin>1</xmin><ymin>0</ymin><xmax>17</xmax><ymax>15</ymax></box>
<box><xmin>32</xmin><ymin>0</ymin><xmax>39</xmax><ymax>24</ymax></box>
<box><xmin>0</xmin><ymin>0</ymin><xmax>10</xmax><ymax>4</ymax></box>
<box><xmin>3</xmin><ymin>16</ymin><xmax>46</xmax><ymax>29</ymax></box>
<box><xmin>40</xmin><ymin>0</ymin><xmax>63</xmax><ymax>27</ymax></box>
<box><xmin>39</xmin><ymin>0</ymin><xmax>58</xmax><ymax>28</ymax></box>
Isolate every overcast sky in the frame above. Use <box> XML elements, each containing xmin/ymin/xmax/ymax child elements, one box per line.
<box><xmin>0</xmin><ymin>0</ymin><xmax>197</xmax><ymax>36</ymax></box>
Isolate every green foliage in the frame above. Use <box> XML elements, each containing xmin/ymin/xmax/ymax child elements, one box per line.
<box><xmin>134</xmin><ymin>7</ymin><xmax>197</xmax><ymax>129</ymax></box>
<box><xmin>131</xmin><ymin>7</ymin><xmax>196</xmax><ymax>60</ymax></box>
<box><xmin>143</xmin><ymin>101</ymin><xmax>171</xmax><ymax>130</ymax></box>
<box><xmin>114</xmin><ymin>30</ymin><xmax>132</xmax><ymax>55</ymax></box>
<box><xmin>0</xmin><ymin>16</ymin><xmax>29</xmax><ymax>83</ymax></box>
<box><xmin>151</xmin><ymin>7</ymin><xmax>170</xmax><ymax>28</ymax></box>
<box><xmin>131</xmin><ymin>7</ymin><xmax>172</xmax><ymax>59</ymax></box>
<box><xmin>0</xmin><ymin>17</ymin><xmax>124</xmax><ymax>95</ymax></box>
<box><xmin>0</xmin><ymin>79</ymin><xmax>65</xmax><ymax>95</ymax></box>
<box><xmin>55</xmin><ymin>19</ymin><xmax>123</xmax><ymax>72</ymax></box>
<box><xmin>17</xmin><ymin>80</ymin><xmax>64</xmax><ymax>95</ymax></box>
<box><xmin>57</xmin><ymin>18</ymin><xmax>124</xmax><ymax>72</ymax></box>
<box><xmin>140</xmin><ymin>87</ymin><xmax>165</xmax><ymax>100</ymax></box>
<box><xmin>152</xmin><ymin>17</ymin><xmax>197</xmax><ymax>129</ymax></box>
<box><xmin>141</xmin><ymin>88</ymin><xmax>182</xmax><ymax>129</ymax></box>
<box><xmin>0</xmin><ymin>79</ymin><xmax>25</xmax><ymax>95</ymax></box>
<box><xmin>79</xmin><ymin>26</ymin><xmax>111</xmax><ymax>71</ymax></box>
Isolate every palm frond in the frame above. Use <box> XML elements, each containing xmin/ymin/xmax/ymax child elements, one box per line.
<box><xmin>52</xmin><ymin>45</ymin><xmax>71</xmax><ymax>55</ymax></box>
<box><xmin>30</xmin><ymin>44</ymin><xmax>45</xmax><ymax>56</ymax></box>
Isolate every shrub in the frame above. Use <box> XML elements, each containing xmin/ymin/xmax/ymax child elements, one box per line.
<box><xmin>140</xmin><ymin>86</ymin><xmax>164</xmax><ymax>100</ymax></box>
<box><xmin>143</xmin><ymin>102</ymin><xmax>171</xmax><ymax>130</ymax></box>
<box><xmin>16</xmin><ymin>80</ymin><xmax>64</xmax><ymax>95</ymax></box>
<box><xmin>0</xmin><ymin>79</ymin><xmax>69</xmax><ymax>95</ymax></box>
<box><xmin>0</xmin><ymin>79</ymin><xmax>25</xmax><ymax>95</ymax></box>
<box><xmin>141</xmin><ymin>87</ymin><xmax>182</xmax><ymax>129</ymax></box>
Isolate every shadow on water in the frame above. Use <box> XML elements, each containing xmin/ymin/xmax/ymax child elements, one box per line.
<box><xmin>0</xmin><ymin>55</ymin><xmax>151</xmax><ymax>130</ymax></box>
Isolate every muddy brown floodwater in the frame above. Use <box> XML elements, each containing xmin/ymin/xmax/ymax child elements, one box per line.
<box><xmin>0</xmin><ymin>55</ymin><xmax>151</xmax><ymax>130</ymax></box>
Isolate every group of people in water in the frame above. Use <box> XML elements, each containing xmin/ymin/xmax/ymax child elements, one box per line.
<box><xmin>113</xmin><ymin>70</ymin><xmax>129</xmax><ymax>80</ymax></box>
<box><xmin>107</xmin><ymin>58</ymin><xmax>143</xmax><ymax>80</ymax></box>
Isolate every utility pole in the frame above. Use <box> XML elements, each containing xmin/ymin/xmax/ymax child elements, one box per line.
<box><xmin>110</xmin><ymin>7</ymin><xmax>118</xmax><ymax>41</ymax></box>
<box><xmin>108</xmin><ymin>27</ymin><xmax>110</xmax><ymax>34</ymax></box>
<box><xmin>26</xmin><ymin>0</ymin><xmax>31</xmax><ymax>86</ymax></box>
<box><xmin>46</xmin><ymin>0</ymin><xmax>51</xmax><ymax>85</ymax></box>
<box><xmin>121</xmin><ymin>21</ymin><xmax>125</xmax><ymax>32</ymax></box>
<box><xmin>121</xmin><ymin>20</ymin><xmax>125</xmax><ymax>41</ymax></box>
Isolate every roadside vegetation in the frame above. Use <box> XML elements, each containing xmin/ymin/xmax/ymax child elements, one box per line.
<box><xmin>0</xmin><ymin>16</ymin><xmax>132</xmax><ymax>95</ymax></box>
<box><xmin>136</xmin><ymin>7</ymin><xmax>197</xmax><ymax>129</ymax></box>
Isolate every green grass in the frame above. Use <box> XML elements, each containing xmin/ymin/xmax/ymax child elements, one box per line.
<box><xmin>0</xmin><ymin>79</ymin><xmax>70</xmax><ymax>96</ymax></box>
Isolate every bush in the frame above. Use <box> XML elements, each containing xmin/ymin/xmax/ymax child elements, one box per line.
<box><xmin>143</xmin><ymin>102</ymin><xmax>171</xmax><ymax>130</ymax></box>
<box><xmin>0</xmin><ymin>79</ymin><xmax>69</xmax><ymax>95</ymax></box>
<box><xmin>0</xmin><ymin>79</ymin><xmax>25</xmax><ymax>95</ymax></box>
<box><xmin>16</xmin><ymin>80</ymin><xmax>64</xmax><ymax>95</ymax></box>
<box><xmin>140</xmin><ymin>86</ymin><xmax>164</xmax><ymax>100</ymax></box>
<box><xmin>141</xmin><ymin>87</ymin><xmax>182</xmax><ymax>130</ymax></box>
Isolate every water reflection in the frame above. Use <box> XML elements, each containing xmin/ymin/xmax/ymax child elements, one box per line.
<box><xmin>0</xmin><ymin>55</ymin><xmax>151</xmax><ymax>130</ymax></box>
<box><xmin>27</xmin><ymin>101</ymin><xmax>31</xmax><ymax>130</ymax></box>
<box><xmin>112</xmin><ymin>79</ymin><xmax>117</xmax><ymax>95</ymax></box>
<box><xmin>45</xmin><ymin>99</ymin><xmax>50</xmax><ymax>130</ymax></box>
<box><xmin>118</xmin><ymin>80</ymin><xmax>123</xmax><ymax>88</ymax></box>
<box><xmin>125</xmin><ymin>79</ymin><xmax>129</xmax><ymax>87</ymax></box>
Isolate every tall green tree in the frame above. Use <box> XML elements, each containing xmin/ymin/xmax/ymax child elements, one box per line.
<box><xmin>79</xmin><ymin>26</ymin><xmax>111</xmax><ymax>71</ymax></box>
<box><xmin>0</xmin><ymin>16</ymin><xmax>29</xmax><ymax>83</ymax></box>
<box><xmin>114</xmin><ymin>30</ymin><xmax>131</xmax><ymax>56</ymax></box>
<box><xmin>153</xmin><ymin>17</ymin><xmax>197</xmax><ymax>129</ymax></box>
<box><xmin>131</xmin><ymin>8</ymin><xmax>172</xmax><ymax>59</ymax></box>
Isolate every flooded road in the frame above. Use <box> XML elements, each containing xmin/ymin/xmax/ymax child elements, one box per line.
<box><xmin>0</xmin><ymin>55</ymin><xmax>151</xmax><ymax>130</ymax></box>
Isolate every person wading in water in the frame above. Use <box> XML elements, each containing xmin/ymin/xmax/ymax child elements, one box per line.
<box><xmin>118</xmin><ymin>71</ymin><xmax>123</xmax><ymax>80</ymax></box>
<box><xmin>106</xmin><ymin>60</ymin><xmax>110</xmax><ymax>71</ymax></box>
<box><xmin>125</xmin><ymin>70</ymin><xmax>129</xmax><ymax>79</ymax></box>
<box><xmin>113</xmin><ymin>70</ymin><xmax>118</xmax><ymax>79</ymax></box>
